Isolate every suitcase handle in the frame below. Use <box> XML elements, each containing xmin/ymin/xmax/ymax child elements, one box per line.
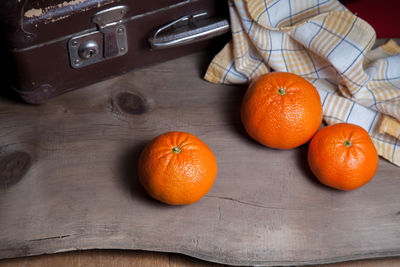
<box><xmin>148</xmin><ymin>12</ymin><xmax>230</xmax><ymax>50</ymax></box>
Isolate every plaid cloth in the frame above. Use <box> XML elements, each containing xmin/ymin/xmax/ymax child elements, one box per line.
<box><xmin>205</xmin><ymin>0</ymin><xmax>400</xmax><ymax>167</ymax></box>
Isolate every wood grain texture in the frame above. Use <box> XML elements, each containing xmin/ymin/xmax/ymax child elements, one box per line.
<box><xmin>0</xmin><ymin>49</ymin><xmax>400</xmax><ymax>266</ymax></box>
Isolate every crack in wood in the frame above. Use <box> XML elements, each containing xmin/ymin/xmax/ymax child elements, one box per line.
<box><xmin>205</xmin><ymin>195</ymin><xmax>304</xmax><ymax>211</ymax></box>
<box><xmin>28</xmin><ymin>235</ymin><xmax>71</xmax><ymax>242</ymax></box>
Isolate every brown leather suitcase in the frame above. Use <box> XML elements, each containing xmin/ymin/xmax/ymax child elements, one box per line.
<box><xmin>0</xmin><ymin>1</ymin><xmax>229</xmax><ymax>104</ymax></box>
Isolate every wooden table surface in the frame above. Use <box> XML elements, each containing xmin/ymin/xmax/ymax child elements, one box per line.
<box><xmin>1</xmin><ymin>43</ymin><xmax>400</xmax><ymax>266</ymax></box>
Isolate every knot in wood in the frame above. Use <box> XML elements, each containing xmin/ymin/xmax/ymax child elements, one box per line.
<box><xmin>115</xmin><ymin>92</ymin><xmax>149</xmax><ymax>115</ymax></box>
<box><xmin>0</xmin><ymin>151</ymin><xmax>31</xmax><ymax>190</ymax></box>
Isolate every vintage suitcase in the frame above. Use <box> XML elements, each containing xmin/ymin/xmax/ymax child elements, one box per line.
<box><xmin>0</xmin><ymin>0</ymin><xmax>229</xmax><ymax>104</ymax></box>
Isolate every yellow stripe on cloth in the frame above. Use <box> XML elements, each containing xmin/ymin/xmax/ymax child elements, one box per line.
<box><xmin>380</xmin><ymin>116</ymin><xmax>400</xmax><ymax>140</ymax></box>
<box><xmin>204</xmin><ymin>0</ymin><xmax>400</xmax><ymax>167</ymax></box>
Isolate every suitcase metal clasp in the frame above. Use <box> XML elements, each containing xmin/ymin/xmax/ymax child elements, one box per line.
<box><xmin>68</xmin><ymin>6</ymin><xmax>128</xmax><ymax>69</ymax></box>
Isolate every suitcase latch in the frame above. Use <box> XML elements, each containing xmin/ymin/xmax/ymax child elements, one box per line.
<box><xmin>68</xmin><ymin>6</ymin><xmax>128</xmax><ymax>68</ymax></box>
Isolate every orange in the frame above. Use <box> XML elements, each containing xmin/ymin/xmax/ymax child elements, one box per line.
<box><xmin>308</xmin><ymin>123</ymin><xmax>378</xmax><ymax>191</ymax></box>
<box><xmin>138</xmin><ymin>131</ymin><xmax>217</xmax><ymax>205</ymax></box>
<box><xmin>241</xmin><ymin>72</ymin><xmax>323</xmax><ymax>149</ymax></box>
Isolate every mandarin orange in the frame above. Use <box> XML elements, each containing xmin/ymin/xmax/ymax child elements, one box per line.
<box><xmin>241</xmin><ymin>72</ymin><xmax>323</xmax><ymax>149</ymax></box>
<box><xmin>138</xmin><ymin>131</ymin><xmax>217</xmax><ymax>205</ymax></box>
<box><xmin>308</xmin><ymin>123</ymin><xmax>378</xmax><ymax>190</ymax></box>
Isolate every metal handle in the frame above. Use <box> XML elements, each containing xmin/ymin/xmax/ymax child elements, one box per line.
<box><xmin>148</xmin><ymin>12</ymin><xmax>230</xmax><ymax>50</ymax></box>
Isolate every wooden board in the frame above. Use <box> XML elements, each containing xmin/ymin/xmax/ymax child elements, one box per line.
<box><xmin>0</xmin><ymin>50</ymin><xmax>400</xmax><ymax>266</ymax></box>
<box><xmin>1</xmin><ymin>250</ymin><xmax>400</xmax><ymax>267</ymax></box>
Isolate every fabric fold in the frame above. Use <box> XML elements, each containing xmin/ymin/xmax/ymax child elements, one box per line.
<box><xmin>205</xmin><ymin>0</ymin><xmax>400</xmax><ymax>166</ymax></box>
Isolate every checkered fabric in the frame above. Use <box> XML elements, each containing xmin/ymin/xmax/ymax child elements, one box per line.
<box><xmin>205</xmin><ymin>0</ymin><xmax>400</xmax><ymax>167</ymax></box>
